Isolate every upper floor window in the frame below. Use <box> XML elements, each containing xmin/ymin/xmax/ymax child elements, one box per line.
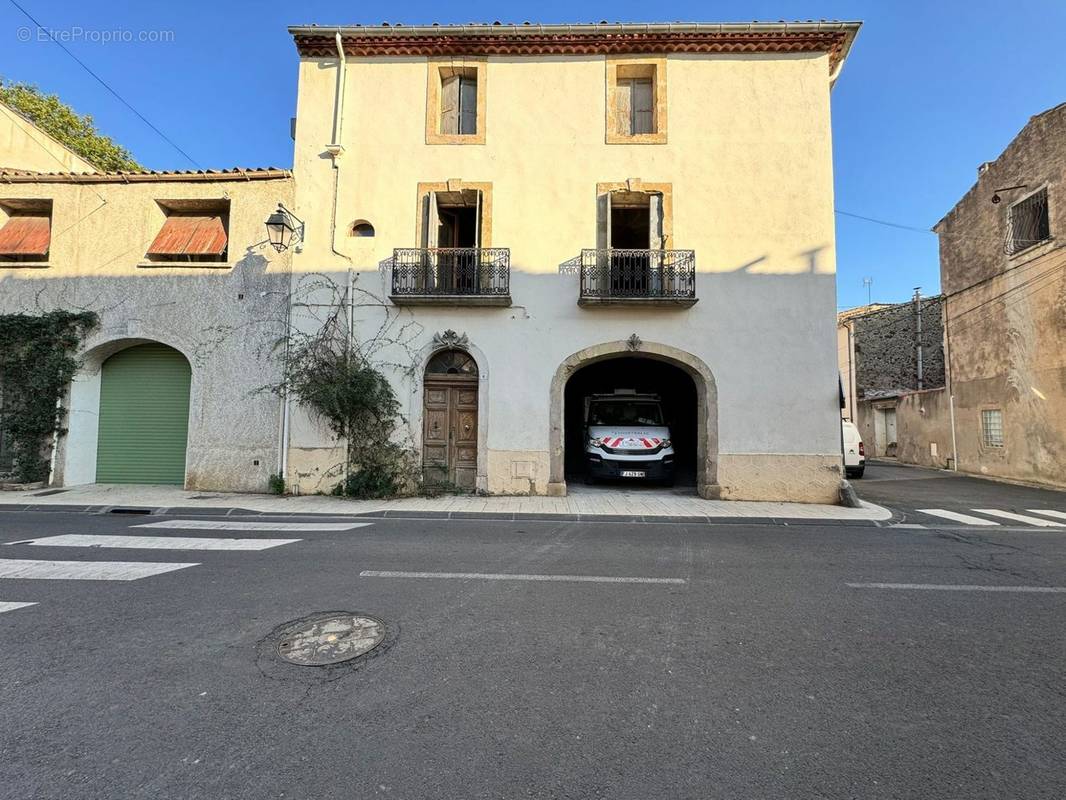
<box><xmin>1006</xmin><ymin>187</ymin><xmax>1050</xmax><ymax>256</ymax></box>
<box><xmin>426</xmin><ymin>60</ymin><xmax>486</xmax><ymax>145</ymax></box>
<box><xmin>606</xmin><ymin>58</ymin><xmax>667</xmax><ymax>144</ymax></box>
<box><xmin>145</xmin><ymin>199</ymin><xmax>229</xmax><ymax>264</ymax></box>
<box><xmin>0</xmin><ymin>199</ymin><xmax>51</xmax><ymax>264</ymax></box>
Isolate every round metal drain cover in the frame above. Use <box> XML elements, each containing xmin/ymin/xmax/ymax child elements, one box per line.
<box><xmin>275</xmin><ymin>613</ymin><xmax>386</xmax><ymax>666</ymax></box>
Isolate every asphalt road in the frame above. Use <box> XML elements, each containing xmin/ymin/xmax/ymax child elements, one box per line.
<box><xmin>1</xmin><ymin>495</ymin><xmax>1065</xmax><ymax>798</ymax></box>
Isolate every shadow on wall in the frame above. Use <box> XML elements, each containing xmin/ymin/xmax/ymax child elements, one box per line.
<box><xmin>0</xmin><ymin>247</ymin><xmax>290</xmax><ymax>492</ymax></box>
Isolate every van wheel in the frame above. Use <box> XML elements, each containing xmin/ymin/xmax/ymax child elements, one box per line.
<box><xmin>846</xmin><ymin>466</ymin><xmax>865</xmax><ymax>479</ymax></box>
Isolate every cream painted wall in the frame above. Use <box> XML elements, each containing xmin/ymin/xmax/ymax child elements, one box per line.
<box><xmin>0</xmin><ymin>175</ymin><xmax>294</xmax><ymax>491</ymax></box>
<box><xmin>289</xmin><ymin>51</ymin><xmax>844</xmax><ymax>500</ymax></box>
<box><xmin>0</xmin><ymin>102</ymin><xmax>98</xmax><ymax>173</ymax></box>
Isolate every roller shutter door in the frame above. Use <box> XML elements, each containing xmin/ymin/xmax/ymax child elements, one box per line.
<box><xmin>96</xmin><ymin>343</ymin><xmax>191</xmax><ymax>484</ymax></box>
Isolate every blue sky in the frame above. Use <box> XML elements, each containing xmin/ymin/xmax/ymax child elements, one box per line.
<box><xmin>2</xmin><ymin>1</ymin><xmax>1063</xmax><ymax>307</ymax></box>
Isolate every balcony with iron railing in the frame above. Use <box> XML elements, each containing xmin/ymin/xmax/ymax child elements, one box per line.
<box><xmin>579</xmin><ymin>249</ymin><xmax>697</xmax><ymax>306</ymax></box>
<box><xmin>390</xmin><ymin>248</ymin><xmax>511</xmax><ymax>306</ymax></box>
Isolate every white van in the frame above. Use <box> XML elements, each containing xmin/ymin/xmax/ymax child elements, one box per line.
<box><xmin>842</xmin><ymin>419</ymin><xmax>865</xmax><ymax>478</ymax></box>
<box><xmin>584</xmin><ymin>391</ymin><xmax>675</xmax><ymax>484</ymax></box>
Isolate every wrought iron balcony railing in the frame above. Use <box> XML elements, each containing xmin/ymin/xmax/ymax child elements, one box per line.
<box><xmin>579</xmin><ymin>249</ymin><xmax>696</xmax><ymax>304</ymax></box>
<box><xmin>391</xmin><ymin>248</ymin><xmax>510</xmax><ymax>303</ymax></box>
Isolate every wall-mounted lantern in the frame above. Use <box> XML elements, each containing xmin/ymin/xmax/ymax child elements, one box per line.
<box><xmin>265</xmin><ymin>204</ymin><xmax>305</xmax><ymax>252</ymax></box>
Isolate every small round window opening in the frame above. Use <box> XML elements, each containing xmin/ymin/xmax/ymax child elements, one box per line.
<box><xmin>350</xmin><ymin>220</ymin><xmax>375</xmax><ymax>237</ymax></box>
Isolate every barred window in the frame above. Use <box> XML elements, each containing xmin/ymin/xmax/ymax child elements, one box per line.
<box><xmin>981</xmin><ymin>409</ymin><xmax>1004</xmax><ymax>448</ymax></box>
<box><xmin>1005</xmin><ymin>188</ymin><xmax>1050</xmax><ymax>255</ymax></box>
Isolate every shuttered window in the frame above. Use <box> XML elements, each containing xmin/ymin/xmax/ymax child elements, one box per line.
<box><xmin>0</xmin><ymin>214</ymin><xmax>51</xmax><ymax>262</ymax></box>
<box><xmin>146</xmin><ymin>211</ymin><xmax>228</xmax><ymax>262</ymax></box>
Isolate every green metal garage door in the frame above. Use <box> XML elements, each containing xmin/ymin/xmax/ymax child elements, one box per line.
<box><xmin>96</xmin><ymin>343</ymin><xmax>191</xmax><ymax>485</ymax></box>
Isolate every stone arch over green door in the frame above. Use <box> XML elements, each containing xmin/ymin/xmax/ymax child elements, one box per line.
<box><xmin>96</xmin><ymin>343</ymin><xmax>192</xmax><ymax>485</ymax></box>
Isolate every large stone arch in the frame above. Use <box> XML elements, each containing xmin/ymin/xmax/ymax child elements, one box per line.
<box><xmin>56</xmin><ymin>333</ymin><xmax>196</xmax><ymax>487</ymax></box>
<box><xmin>547</xmin><ymin>340</ymin><xmax>719</xmax><ymax>498</ymax></box>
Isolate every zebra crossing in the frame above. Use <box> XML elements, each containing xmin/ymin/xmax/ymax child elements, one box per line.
<box><xmin>916</xmin><ymin>508</ymin><xmax>1066</xmax><ymax>528</ymax></box>
<box><xmin>0</xmin><ymin>518</ymin><xmax>372</xmax><ymax>615</ymax></box>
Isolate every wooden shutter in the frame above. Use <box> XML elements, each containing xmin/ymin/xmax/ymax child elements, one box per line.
<box><xmin>458</xmin><ymin>76</ymin><xmax>478</xmax><ymax>135</ymax></box>
<box><xmin>440</xmin><ymin>74</ymin><xmax>460</xmax><ymax>134</ymax></box>
<box><xmin>616</xmin><ymin>79</ymin><xmax>634</xmax><ymax>136</ymax></box>
<box><xmin>648</xmin><ymin>193</ymin><xmax>664</xmax><ymax>249</ymax></box>
<box><xmin>632</xmin><ymin>79</ymin><xmax>654</xmax><ymax>134</ymax></box>
<box><xmin>0</xmin><ymin>215</ymin><xmax>50</xmax><ymax>258</ymax></box>
<box><xmin>422</xmin><ymin>191</ymin><xmax>440</xmax><ymax>289</ymax></box>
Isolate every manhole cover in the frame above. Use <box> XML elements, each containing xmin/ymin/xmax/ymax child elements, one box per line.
<box><xmin>275</xmin><ymin>613</ymin><xmax>386</xmax><ymax>666</ymax></box>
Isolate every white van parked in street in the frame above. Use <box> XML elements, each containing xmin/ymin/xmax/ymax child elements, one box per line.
<box><xmin>842</xmin><ymin>419</ymin><xmax>865</xmax><ymax>478</ymax></box>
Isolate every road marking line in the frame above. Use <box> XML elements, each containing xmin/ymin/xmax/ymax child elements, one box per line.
<box><xmin>917</xmin><ymin>509</ymin><xmax>1000</xmax><ymax>526</ymax></box>
<box><xmin>0</xmin><ymin>601</ymin><xmax>36</xmax><ymax>613</ymax></box>
<box><xmin>133</xmin><ymin>520</ymin><xmax>372</xmax><ymax>532</ymax></box>
<box><xmin>1027</xmin><ymin>509</ymin><xmax>1066</xmax><ymax>521</ymax></box>
<box><xmin>0</xmin><ymin>559</ymin><xmax>198</xmax><ymax>581</ymax></box>
<box><xmin>973</xmin><ymin>509</ymin><xmax>1065</xmax><ymax>528</ymax></box>
<box><xmin>847</xmin><ymin>582</ymin><xmax>1066</xmax><ymax>593</ymax></box>
<box><xmin>7</xmin><ymin>534</ymin><xmax>300</xmax><ymax>551</ymax></box>
<box><xmin>359</xmin><ymin>570</ymin><xmax>686</xmax><ymax>585</ymax></box>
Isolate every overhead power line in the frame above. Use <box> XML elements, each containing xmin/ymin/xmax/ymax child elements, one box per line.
<box><xmin>8</xmin><ymin>0</ymin><xmax>202</xmax><ymax>169</ymax></box>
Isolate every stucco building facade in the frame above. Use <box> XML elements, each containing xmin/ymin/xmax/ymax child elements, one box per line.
<box><xmin>284</xmin><ymin>22</ymin><xmax>861</xmax><ymax>502</ymax></box>
<box><xmin>0</xmin><ymin>168</ymin><xmax>294</xmax><ymax>490</ymax></box>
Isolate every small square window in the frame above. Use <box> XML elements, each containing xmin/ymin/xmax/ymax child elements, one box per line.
<box><xmin>981</xmin><ymin>409</ymin><xmax>1004</xmax><ymax>448</ymax></box>
<box><xmin>1006</xmin><ymin>188</ymin><xmax>1050</xmax><ymax>255</ymax></box>
<box><xmin>145</xmin><ymin>199</ymin><xmax>229</xmax><ymax>264</ymax></box>
<box><xmin>426</xmin><ymin>60</ymin><xmax>485</xmax><ymax>145</ymax></box>
<box><xmin>606</xmin><ymin>58</ymin><xmax>667</xmax><ymax>144</ymax></box>
<box><xmin>0</xmin><ymin>199</ymin><xmax>52</xmax><ymax>263</ymax></box>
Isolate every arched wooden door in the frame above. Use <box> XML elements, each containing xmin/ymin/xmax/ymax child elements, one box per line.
<box><xmin>422</xmin><ymin>350</ymin><xmax>478</xmax><ymax>490</ymax></box>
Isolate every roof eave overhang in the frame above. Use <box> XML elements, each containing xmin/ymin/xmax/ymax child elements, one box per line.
<box><xmin>289</xmin><ymin>21</ymin><xmax>862</xmax><ymax>79</ymax></box>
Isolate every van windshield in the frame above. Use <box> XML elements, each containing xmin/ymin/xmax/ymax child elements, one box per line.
<box><xmin>588</xmin><ymin>401</ymin><xmax>663</xmax><ymax>426</ymax></box>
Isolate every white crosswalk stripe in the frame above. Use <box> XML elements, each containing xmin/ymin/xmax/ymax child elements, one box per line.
<box><xmin>0</xmin><ymin>601</ymin><xmax>36</xmax><ymax>614</ymax></box>
<box><xmin>9</xmin><ymin>534</ymin><xmax>301</xmax><ymax>551</ymax></box>
<box><xmin>1027</xmin><ymin>509</ymin><xmax>1066</xmax><ymax>521</ymax></box>
<box><xmin>917</xmin><ymin>509</ymin><xmax>1000</xmax><ymax>526</ymax></box>
<box><xmin>973</xmin><ymin>509</ymin><xmax>1065</xmax><ymax>528</ymax></box>
<box><xmin>132</xmin><ymin>520</ymin><xmax>372</xmax><ymax>532</ymax></box>
<box><xmin>0</xmin><ymin>559</ymin><xmax>197</xmax><ymax>581</ymax></box>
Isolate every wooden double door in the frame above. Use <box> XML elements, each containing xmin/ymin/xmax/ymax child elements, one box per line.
<box><xmin>422</xmin><ymin>376</ymin><xmax>478</xmax><ymax>490</ymax></box>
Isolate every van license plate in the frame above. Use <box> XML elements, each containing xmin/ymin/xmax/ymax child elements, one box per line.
<box><xmin>621</xmin><ymin>470</ymin><xmax>646</xmax><ymax>478</ymax></box>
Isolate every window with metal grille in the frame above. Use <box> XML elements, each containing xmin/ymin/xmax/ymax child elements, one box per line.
<box><xmin>981</xmin><ymin>409</ymin><xmax>1004</xmax><ymax>448</ymax></box>
<box><xmin>1005</xmin><ymin>188</ymin><xmax>1050</xmax><ymax>255</ymax></box>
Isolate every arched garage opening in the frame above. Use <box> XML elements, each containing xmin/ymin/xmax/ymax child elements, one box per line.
<box><xmin>96</xmin><ymin>342</ymin><xmax>191</xmax><ymax>485</ymax></box>
<box><xmin>549</xmin><ymin>341</ymin><xmax>718</xmax><ymax>498</ymax></box>
<box><xmin>564</xmin><ymin>357</ymin><xmax>698</xmax><ymax>490</ymax></box>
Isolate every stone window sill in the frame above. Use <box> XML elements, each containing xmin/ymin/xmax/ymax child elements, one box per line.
<box><xmin>0</xmin><ymin>260</ymin><xmax>50</xmax><ymax>269</ymax></box>
<box><xmin>137</xmin><ymin>261</ymin><xmax>233</xmax><ymax>270</ymax></box>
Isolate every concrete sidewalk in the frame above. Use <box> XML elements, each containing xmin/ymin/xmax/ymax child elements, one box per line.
<box><xmin>0</xmin><ymin>483</ymin><xmax>891</xmax><ymax>523</ymax></box>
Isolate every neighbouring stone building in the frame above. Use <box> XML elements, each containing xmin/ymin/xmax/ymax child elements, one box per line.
<box><xmin>931</xmin><ymin>102</ymin><xmax>1066</xmax><ymax>488</ymax></box>
<box><xmin>837</xmin><ymin>296</ymin><xmax>945</xmax><ymax>459</ymax></box>
<box><xmin>286</xmin><ymin>21</ymin><xmax>862</xmax><ymax>502</ymax></box>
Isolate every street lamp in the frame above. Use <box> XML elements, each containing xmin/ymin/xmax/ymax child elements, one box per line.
<box><xmin>265</xmin><ymin>204</ymin><xmax>305</xmax><ymax>252</ymax></box>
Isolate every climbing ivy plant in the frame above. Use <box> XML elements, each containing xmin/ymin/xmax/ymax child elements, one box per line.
<box><xmin>0</xmin><ymin>311</ymin><xmax>98</xmax><ymax>482</ymax></box>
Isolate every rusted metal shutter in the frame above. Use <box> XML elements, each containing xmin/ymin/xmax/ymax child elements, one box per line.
<box><xmin>0</xmin><ymin>215</ymin><xmax>50</xmax><ymax>258</ymax></box>
<box><xmin>147</xmin><ymin>214</ymin><xmax>227</xmax><ymax>257</ymax></box>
